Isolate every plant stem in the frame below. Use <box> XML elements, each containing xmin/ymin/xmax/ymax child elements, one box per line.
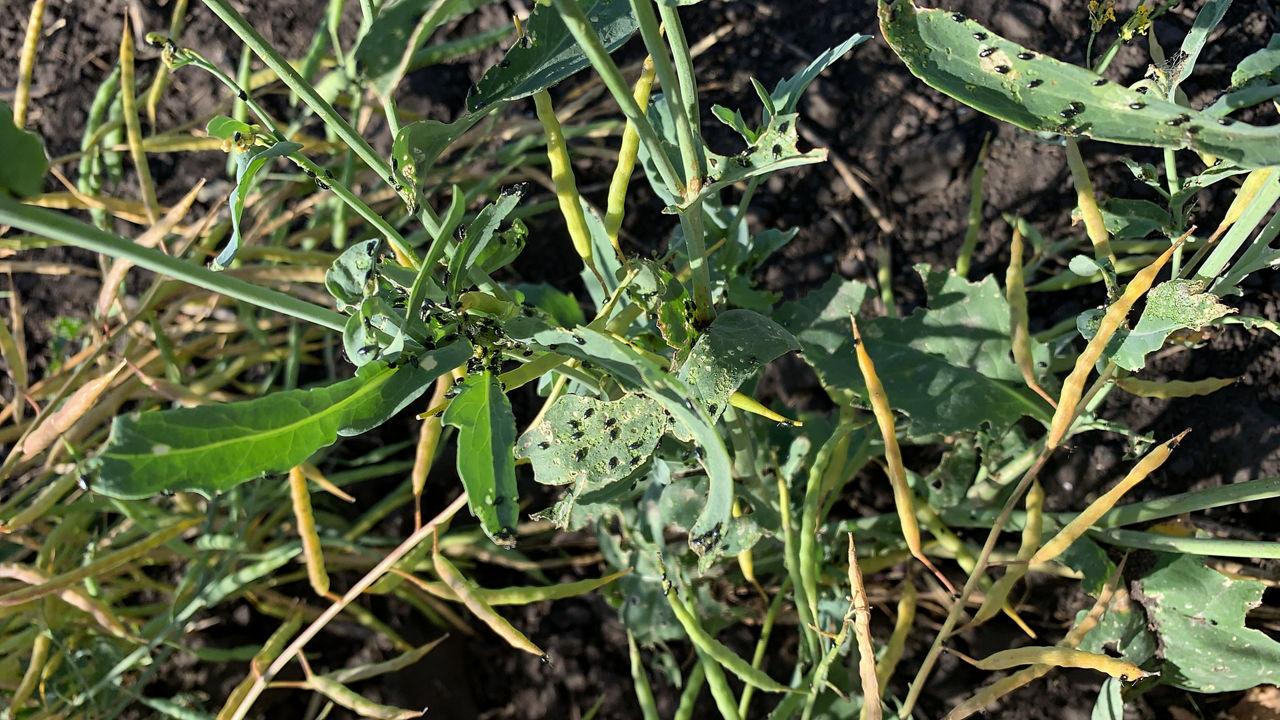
<box><xmin>168</xmin><ymin>42</ymin><xmax>420</xmax><ymax>268</ymax></box>
<box><xmin>632</xmin><ymin>0</ymin><xmax>714</xmax><ymax>322</ymax></box>
<box><xmin>0</xmin><ymin>196</ymin><xmax>346</xmax><ymax>332</ymax></box>
<box><xmin>630</xmin><ymin>0</ymin><xmax>700</xmax><ymax>186</ymax></box>
<box><xmin>655</xmin><ymin>1</ymin><xmax>702</xmax><ymax>160</ymax></box>
<box><xmin>550</xmin><ymin>0</ymin><xmax>683</xmax><ymax>194</ymax></box>
<box><xmin>199</xmin><ymin>0</ymin><xmax>441</xmax><ymax>239</ymax></box>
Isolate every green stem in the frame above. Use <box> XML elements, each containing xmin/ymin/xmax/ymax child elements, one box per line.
<box><xmin>1164</xmin><ymin>146</ymin><xmax>1184</xmax><ymax>275</ymax></box>
<box><xmin>550</xmin><ymin>0</ymin><xmax>683</xmax><ymax>194</ymax></box>
<box><xmin>672</xmin><ymin>661</ymin><xmax>707</xmax><ymax>720</ymax></box>
<box><xmin>630</xmin><ymin>0</ymin><xmax>699</xmax><ymax>186</ymax></box>
<box><xmin>655</xmin><ymin>1</ymin><xmax>701</xmax><ymax>158</ymax></box>
<box><xmin>679</xmin><ymin>204</ymin><xmax>715</xmax><ymax>324</ymax></box>
<box><xmin>166</xmin><ymin>41</ymin><xmax>419</xmax><ymax>268</ymax></box>
<box><xmin>955</xmin><ymin>133</ymin><xmax>991</xmax><ymax>278</ymax></box>
<box><xmin>0</xmin><ymin>196</ymin><xmax>346</xmax><ymax>332</ymax></box>
<box><xmin>736</xmin><ymin>579</ymin><xmax>788</xmax><ymax>718</ymax></box>
<box><xmin>199</xmin><ymin>0</ymin><xmax>440</xmax><ymax>239</ymax></box>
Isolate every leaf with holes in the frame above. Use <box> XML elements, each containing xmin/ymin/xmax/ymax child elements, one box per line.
<box><xmin>678</xmin><ymin>309</ymin><xmax>798</xmax><ymax>425</ymax></box>
<box><xmin>625</xmin><ymin>258</ymin><xmax>696</xmax><ymax>360</ymax></box>
<box><xmin>879</xmin><ymin>1</ymin><xmax>1280</xmax><ymax>168</ymax></box>
<box><xmin>680</xmin><ymin>112</ymin><xmax>826</xmax><ymax>211</ymax></box>
<box><xmin>1136</xmin><ymin>552</ymin><xmax>1280</xmax><ymax>692</ymax></box>
<box><xmin>393</xmin><ymin>115</ymin><xmax>486</xmax><ymax>192</ymax></box>
<box><xmin>528</xmin><ymin>327</ymin><xmax>734</xmax><ymax>566</ymax></box>
<box><xmin>1087</xmin><ymin>279</ymin><xmax>1236</xmax><ymax>371</ymax></box>
<box><xmin>326</xmin><ymin>239</ymin><xmax>381</xmax><ymax>312</ymax></box>
<box><xmin>517</xmin><ymin>393</ymin><xmax>667</xmax><ymax>492</ymax></box>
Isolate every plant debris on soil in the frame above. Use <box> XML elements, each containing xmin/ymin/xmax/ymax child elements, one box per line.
<box><xmin>2</xmin><ymin>0</ymin><xmax>1278</xmax><ymax>718</ymax></box>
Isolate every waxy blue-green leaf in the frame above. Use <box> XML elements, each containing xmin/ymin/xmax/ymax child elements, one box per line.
<box><xmin>517</xmin><ymin>393</ymin><xmax>667</xmax><ymax>491</ymax></box>
<box><xmin>447</xmin><ymin>185</ymin><xmax>525</xmax><ymax>299</ymax></box>
<box><xmin>678</xmin><ymin>309</ymin><xmax>798</xmax><ymax>423</ymax></box>
<box><xmin>878</xmin><ymin>1</ymin><xmax>1280</xmax><ymax>168</ymax></box>
<box><xmin>0</xmin><ymin>101</ymin><xmax>48</xmax><ymax>198</ymax></box>
<box><xmin>466</xmin><ymin>0</ymin><xmax>637</xmax><ymax>112</ymax></box>
<box><xmin>529</xmin><ymin>327</ymin><xmax>734</xmax><ymax>566</ymax></box>
<box><xmin>326</xmin><ymin>238</ymin><xmax>381</xmax><ymax>312</ymax></box>
<box><xmin>442</xmin><ymin>371</ymin><xmax>520</xmax><ymax>548</ymax></box>
<box><xmin>213</xmin><ymin>140</ymin><xmax>303</xmax><ymax>270</ymax></box>
<box><xmin>1138</xmin><ymin>553</ymin><xmax>1280</xmax><ymax>692</ymax></box>
<box><xmin>392</xmin><ymin>114</ymin><xmax>487</xmax><ymax>191</ymax></box>
<box><xmin>1085</xmin><ymin>279</ymin><xmax>1235</xmax><ymax>371</ymax></box>
<box><xmin>90</xmin><ymin>349</ymin><xmax>467</xmax><ymax>499</ymax></box>
<box><xmin>778</xmin><ymin>270</ymin><xmax>1050</xmax><ymax>435</ymax></box>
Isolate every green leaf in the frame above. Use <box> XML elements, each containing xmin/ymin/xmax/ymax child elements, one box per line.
<box><xmin>342</xmin><ymin>294</ymin><xmax>430</xmax><ymax>368</ymax></box>
<box><xmin>393</xmin><ymin>115</ymin><xmax>487</xmax><ymax>191</ymax></box>
<box><xmin>1102</xmin><ymin>280</ymin><xmax>1235</xmax><ymax>371</ymax></box>
<box><xmin>778</xmin><ymin>270</ymin><xmax>1050</xmax><ymax>435</ymax></box>
<box><xmin>213</xmin><ymin>140</ymin><xmax>303</xmax><ymax>270</ymax></box>
<box><xmin>1055</xmin><ymin>534</ymin><xmax>1115</xmax><ymax>596</ymax></box>
<box><xmin>1090</xmin><ymin>678</ymin><xmax>1125</xmax><ymax>720</ymax></box>
<box><xmin>515</xmin><ymin>283</ymin><xmax>584</xmax><ymax>328</ymax></box>
<box><xmin>683</xmin><ymin>111</ymin><xmax>827</xmax><ymax>211</ymax></box>
<box><xmin>1097</xmin><ymin>198</ymin><xmax>1171</xmax><ymax>240</ymax></box>
<box><xmin>1230</xmin><ymin>34</ymin><xmax>1280</xmax><ymax>90</ymax></box>
<box><xmin>442</xmin><ymin>371</ymin><xmax>520</xmax><ymax>547</ymax></box>
<box><xmin>658</xmin><ymin>477</ymin><xmax>764</xmax><ymax>556</ymax></box>
<box><xmin>1212</xmin><ymin>212</ymin><xmax>1280</xmax><ymax>297</ymax></box>
<box><xmin>90</xmin><ymin>351</ymin><xmax>466</xmax><ymax>499</ymax></box>
<box><xmin>447</xmin><ymin>185</ymin><xmax>526</xmax><ymax>299</ymax></box>
<box><xmin>625</xmin><ymin>258</ymin><xmax>696</xmax><ymax>359</ymax></box>
<box><xmin>354</xmin><ymin>0</ymin><xmax>479</xmax><ymax>99</ymax></box>
<box><xmin>326</xmin><ymin>239</ymin><xmax>381</xmax><ymax>311</ymax></box>
<box><xmin>516</xmin><ymin>393</ymin><xmax>667</xmax><ymax>491</ymax></box>
<box><xmin>0</xmin><ymin>100</ymin><xmax>48</xmax><ymax>198</ymax></box>
<box><xmin>1077</xmin><ymin>599</ymin><xmax>1157</xmax><ymax>670</ymax></box>
<box><xmin>529</xmin><ymin>327</ymin><xmax>734</xmax><ymax>567</ymax></box>
<box><xmin>879</xmin><ymin>2</ymin><xmax>1280</xmax><ymax>169</ymax></box>
<box><xmin>767</xmin><ymin>34</ymin><xmax>869</xmax><ymax>119</ymax></box>
<box><xmin>710</xmin><ymin>104</ymin><xmax>757</xmax><ymax>143</ymax></box>
<box><xmin>677</xmin><ymin>309</ymin><xmax>798</xmax><ymax>423</ymax></box>
<box><xmin>1167</xmin><ymin>0</ymin><xmax>1232</xmax><ymax>93</ymax></box>
<box><xmin>1137</xmin><ymin>553</ymin><xmax>1280</xmax><ymax>692</ymax></box>
<box><xmin>205</xmin><ymin>115</ymin><xmax>252</xmax><ymax>141</ymax></box>
<box><xmin>467</xmin><ymin>0</ymin><xmax>637</xmax><ymax>112</ymax></box>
